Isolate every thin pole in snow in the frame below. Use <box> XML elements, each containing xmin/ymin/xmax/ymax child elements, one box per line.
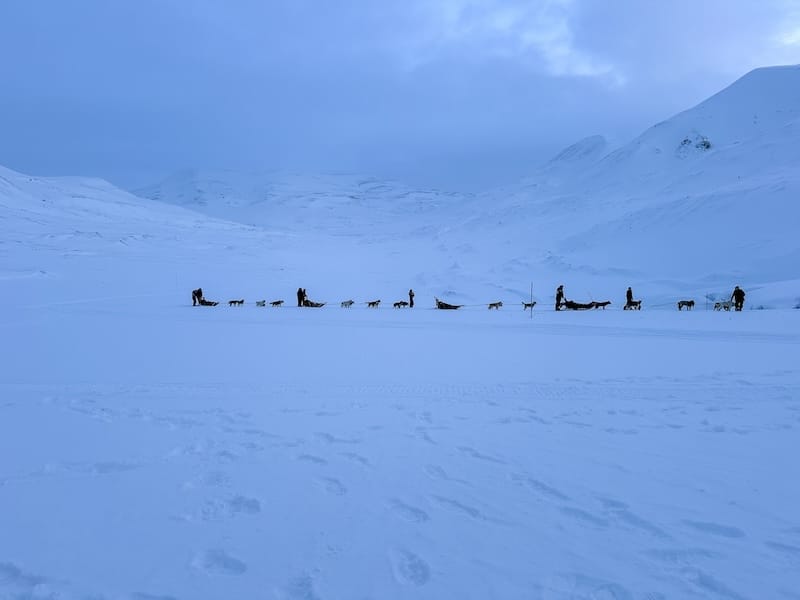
<box><xmin>530</xmin><ymin>282</ymin><xmax>533</xmax><ymax>320</ymax></box>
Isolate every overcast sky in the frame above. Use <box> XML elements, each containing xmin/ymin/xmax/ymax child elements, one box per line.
<box><xmin>1</xmin><ymin>0</ymin><xmax>798</xmax><ymax>190</ymax></box>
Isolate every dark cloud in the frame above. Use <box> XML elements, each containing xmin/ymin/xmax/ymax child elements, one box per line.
<box><xmin>0</xmin><ymin>0</ymin><xmax>796</xmax><ymax>190</ymax></box>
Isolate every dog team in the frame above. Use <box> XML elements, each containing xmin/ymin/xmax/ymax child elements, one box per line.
<box><xmin>193</xmin><ymin>284</ymin><xmax>747</xmax><ymax>312</ymax></box>
<box><xmin>553</xmin><ymin>283</ymin><xmax>746</xmax><ymax>312</ymax></box>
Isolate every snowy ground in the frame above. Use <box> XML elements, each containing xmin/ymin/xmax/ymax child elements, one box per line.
<box><xmin>2</xmin><ymin>288</ymin><xmax>799</xmax><ymax>599</ymax></box>
<box><xmin>2</xmin><ymin>131</ymin><xmax>800</xmax><ymax>598</ymax></box>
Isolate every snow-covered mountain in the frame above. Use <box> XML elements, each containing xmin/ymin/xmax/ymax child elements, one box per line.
<box><xmin>3</xmin><ymin>65</ymin><xmax>799</xmax><ymax>307</ymax></box>
<box><xmin>446</xmin><ymin>64</ymin><xmax>800</xmax><ymax>303</ymax></box>
<box><xmin>0</xmin><ymin>164</ymin><xmax>299</xmax><ymax>305</ymax></box>
<box><xmin>127</xmin><ymin>65</ymin><xmax>800</xmax><ymax>307</ymax></box>
<box><xmin>136</xmin><ymin>170</ymin><xmax>468</xmax><ymax>237</ymax></box>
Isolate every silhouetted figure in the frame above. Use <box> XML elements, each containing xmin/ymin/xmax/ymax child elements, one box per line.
<box><xmin>409</xmin><ymin>289</ymin><xmax>415</xmax><ymax>308</ymax></box>
<box><xmin>625</xmin><ymin>286</ymin><xmax>634</xmax><ymax>307</ymax></box>
<box><xmin>297</xmin><ymin>287</ymin><xmax>304</xmax><ymax>307</ymax></box>
<box><xmin>555</xmin><ymin>285</ymin><xmax>565</xmax><ymax>311</ymax></box>
<box><xmin>731</xmin><ymin>286</ymin><xmax>746</xmax><ymax>311</ymax></box>
<box><xmin>192</xmin><ymin>287</ymin><xmax>203</xmax><ymax>306</ymax></box>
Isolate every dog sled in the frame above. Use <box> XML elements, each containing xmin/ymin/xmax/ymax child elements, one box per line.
<box><xmin>561</xmin><ymin>300</ymin><xmax>595</xmax><ymax>311</ymax></box>
<box><xmin>435</xmin><ymin>298</ymin><xmax>462</xmax><ymax>310</ymax></box>
<box><xmin>302</xmin><ymin>299</ymin><xmax>326</xmax><ymax>308</ymax></box>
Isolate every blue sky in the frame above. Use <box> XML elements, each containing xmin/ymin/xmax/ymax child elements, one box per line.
<box><xmin>1</xmin><ymin>0</ymin><xmax>798</xmax><ymax>190</ymax></box>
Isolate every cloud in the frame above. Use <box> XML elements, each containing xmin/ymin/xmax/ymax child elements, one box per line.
<box><xmin>0</xmin><ymin>0</ymin><xmax>797</xmax><ymax>190</ymax></box>
<box><xmin>781</xmin><ymin>27</ymin><xmax>800</xmax><ymax>45</ymax></box>
<box><xmin>776</xmin><ymin>0</ymin><xmax>800</xmax><ymax>47</ymax></box>
<box><xmin>395</xmin><ymin>0</ymin><xmax>624</xmax><ymax>84</ymax></box>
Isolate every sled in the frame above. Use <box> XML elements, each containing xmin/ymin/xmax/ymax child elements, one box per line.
<box><xmin>302</xmin><ymin>300</ymin><xmax>326</xmax><ymax>308</ymax></box>
<box><xmin>435</xmin><ymin>298</ymin><xmax>462</xmax><ymax>310</ymax></box>
<box><xmin>561</xmin><ymin>300</ymin><xmax>595</xmax><ymax>310</ymax></box>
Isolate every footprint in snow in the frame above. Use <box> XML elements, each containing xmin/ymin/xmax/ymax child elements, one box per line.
<box><xmin>191</xmin><ymin>549</ymin><xmax>247</xmax><ymax>575</ymax></box>
<box><xmin>764</xmin><ymin>540</ymin><xmax>800</xmax><ymax>556</ymax></box>
<box><xmin>340</xmin><ymin>451</ymin><xmax>371</xmax><ymax>467</ymax></box>
<box><xmin>277</xmin><ymin>573</ymin><xmax>322</xmax><ymax>600</ymax></box>
<box><xmin>429</xmin><ymin>495</ymin><xmax>485</xmax><ymax>520</ymax></box>
<box><xmin>316</xmin><ymin>477</ymin><xmax>347</xmax><ymax>496</ymax></box>
<box><xmin>388</xmin><ymin>499</ymin><xmax>430</xmax><ymax>523</ymax></box>
<box><xmin>201</xmin><ymin>495</ymin><xmax>261</xmax><ymax>520</ymax></box>
<box><xmin>559</xmin><ymin>506</ymin><xmax>609</xmax><ymax>528</ymax></box>
<box><xmin>542</xmin><ymin>573</ymin><xmax>633</xmax><ymax>600</ymax></box>
<box><xmin>682</xmin><ymin>520</ymin><xmax>745</xmax><ymax>538</ymax></box>
<box><xmin>510</xmin><ymin>473</ymin><xmax>569</xmax><ymax>501</ymax></box>
<box><xmin>607</xmin><ymin>507</ymin><xmax>668</xmax><ymax>539</ymax></box>
<box><xmin>457</xmin><ymin>446</ymin><xmax>506</xmax><ymax>464</ymax></box>
<box><xmin>389</xmin><ymin>549</ymin><xmax>431</xmax><ymax>586</ymax></box>
<box><xmin>297</xmin><ymin>454</ymin><xmax>328</xmax><ymax>465</ymax></box>
<box><xmin>643</xmin><ymin>547</ymin><xmax>717</xmax><ymax>564</ymax></box>
<box><xmin>315</xmin><ymin>432</ymin><xmax>360</xmax><ymax>444</ymax></box>
<box><xmin>424</xmin><ymin>464</ymin><xmax>448</xmax><ymax>480</ymax></box>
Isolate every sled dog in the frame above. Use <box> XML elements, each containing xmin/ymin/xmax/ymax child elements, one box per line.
<box><xmin>488</xmin><ymin>301</ymin><xmax>503</xmax><ymax>310</ymax></box>
<box><xmin>270</xmin><ymin>300</ymin><xmax>284</xmax><ymax>307</ymax></box>
<box><xmin>341</xmin><ymin>300</ymin><xmax>355</xmax><ymax>308</ymax></box>
<box><xmin>623</xmin><ymin>300</ymin><xmax>642</xmax><ymax>310</ymax></box>
<box><xmin>228</xmin><ymin>299</ymin><xmax>245</xmax><ymax>306</ymax></box>
<box><xmin>367</xmin><ymin>300</ymin><xmax>381</xmax><ymax>308</ymax></box>
<box><xmin>677</xmin><ymin>300</ymin><xmax>695</xmax><ymax>311</ymax></box>
<box><xmin>393</xmin><ymin>301</ymin><xmax>409</xmax><ymax>308</ymax></box>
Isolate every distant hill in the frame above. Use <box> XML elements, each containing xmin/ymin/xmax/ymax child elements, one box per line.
<box><xmin>135</xmin><ymin>170</ymin><xmax>468</xmax><ymax>236</ymax></box>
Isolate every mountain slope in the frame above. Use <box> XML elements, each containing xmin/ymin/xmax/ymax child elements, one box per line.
<box><xmin>444</xmin><ymin>65</ymin><xmax>800</xmax><ymax>302</ymax></box>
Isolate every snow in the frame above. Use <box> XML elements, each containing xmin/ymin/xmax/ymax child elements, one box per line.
<box><xmin>1</xmin><ymin>66</ymin><xmax>800</xmax><ymax>599</ymax></box>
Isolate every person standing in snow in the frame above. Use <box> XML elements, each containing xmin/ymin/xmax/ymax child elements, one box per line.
<box><xmin>731</xmin><ymin>286</ymin><xmax>746</xmax><ymax>311</ymax></box>
<box><xmin>555</xmin><ymin>285</ymin><xmax>565</xmax><ymax>311</ymax></box>
<box><xmin>192</xmin><ymin>287</ymin><xmax>203</xmax><ymax>306</ymax></box>
<box><xmin>409</xmin><ymin>289</ymin><xmax>415</xmax><ymax>308</ymax></box>
<box><xmin>626</xmin><ymin>286</ymin><xmax>634</xmax><ymax>307</ymax></box>
<box><xmin>297</xmin><ymin>287</ymin><xmax>304</xmax><ymax>307</ymax></box>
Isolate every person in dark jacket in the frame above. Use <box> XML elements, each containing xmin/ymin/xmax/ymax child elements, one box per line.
<box><xmin>555</xmin><ymin>285</ymin><xmax>565</xmax><ymax>311</ymax></box>
<box><xmin>626</xmin><ymin>287</ymin><xmax>633</xmax><ymax>306</ymax></box>
<box><xmin>297</xmin><ymin>287</ymin><xmax>304</xmax><ymax>307</ymax></box>
<box><xmin>731</xmin><ymin>286</ymin><xmax>746</xmax><ymax>311</ymax></box>
<box><xmin>192</xmin><ymin>287</ymin><xmax>203</xmax><ymax>306</ymax></box>
<box><xmin>409</xmin><ymin>289</ymin><xmax>415</xmax><ymax>308</ymax></box>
